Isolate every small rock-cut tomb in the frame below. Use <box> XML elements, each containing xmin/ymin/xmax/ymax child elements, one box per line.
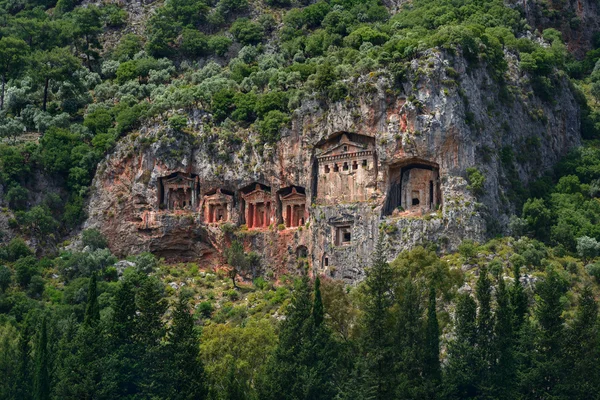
<box><xmin>316</xmin><ymin>133</ymin><xmax>376</xmax><ymax>203</ymax></box>
<box><xmin>158</xmin><ymin>172</ymin><xmax>199</xmax><ymax>211</ymax></box>
<box><xmin>384</xmin><ymin>159</ymin><xmax>441</xmax><ymax>215</ymax></box>
<box><xmin>242</xmin><ymin>183</ymin><xmax>274</xmax><ymax>229</ymax></box>
<box><xmin>203</xmin><ymin>189</ymin><xmax>234</xmax><ymax>223</ymax></box>
<box><xmin>279</xmin><ymin>186</ymin><xmax>307</xmax><ymax>228</ymax></box>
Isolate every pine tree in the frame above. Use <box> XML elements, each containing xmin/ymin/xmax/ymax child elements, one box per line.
<box><xmin>445</xmin><ymin>294</ymin><xmax>478</xmax><ymax>399</ymax></box>
<box><xmin>166</xmin><ymin>293</ymin><xmax>207</xmax><ymax>400</ymax></box>
<box><xmin>423</xmin><ymin>286</ymin><xmax>441</xmax><ymax>398</ymax></box>
<box><xmin>33</xmin><ymin>317</ymin><xmax>50</xmax><ymax>400</ymax></box>
<box><xmin>361</xmin><ymin>236</ymin><xmax>394</xmax><ymax>400</ymax></box>
<box><xmin>84</xmin><ymin>273</ymin><xmax>100</xmax><ymax>326</ymax></box>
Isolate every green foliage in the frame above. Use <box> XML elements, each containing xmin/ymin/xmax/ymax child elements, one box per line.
<box><xmin>230</xmin><ymin>19</ymin><xmax>265</xmax><ymax>46</ymax></box>
<box><xmin>81</xmin><ymin>229</ymin><xmax>108</xmax><ymax>250</ymax></box>
<box><xmin>256</xmin><ymin>110</ymin><xmax>290</xmax><ymax>145</ymax></box>
<box><xmin>466</xmin><ymin>167</ymin><xmax>485</xmax><ymax>196</ymax></box>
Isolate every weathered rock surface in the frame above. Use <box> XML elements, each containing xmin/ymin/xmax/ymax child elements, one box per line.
<box><xmin>85</xmin><ymin>49</ymin><xmax>581</xmax><ymax>282</ymax></box>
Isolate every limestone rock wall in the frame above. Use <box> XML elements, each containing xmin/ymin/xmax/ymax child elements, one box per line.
<box><xmin>85</xmin><ymin>50</ymin><xmax>581</xmax><ymax>282</ymax></box>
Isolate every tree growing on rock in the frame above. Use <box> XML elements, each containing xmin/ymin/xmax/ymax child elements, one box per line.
<box><xmin>225</xmin><ymin>241</ymin><xmax>256</xmax><ymax>288</ymax></box>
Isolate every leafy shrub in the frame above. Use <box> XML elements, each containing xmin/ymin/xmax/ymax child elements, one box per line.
<box><xmin>208</xmin><ymin>35</ymin><xmax>233</xmax><ymax>56</ymax></box>
<box><xmin>169</xmin><ymin>115</ymin><xmax>188</xmax><ymax>131</ymax></box>
<box><xmin>586</xmin><ymin>262</ymin><xmax>600</xmax><ymax>282</ymax></box>
<box><xmin>577</xmin><ymin>236</ymin><xmax>600</xmax><ymax>262</ymax></box>
<box><xmin>6</xmin><ymin>185</ymin><xmax>28</xmax><ymax>210</ymax></box>
<box><xmin>4</xmin><ymin>238</ymin><xmax>32</xmax><ymax>262</ymax></box>
<box><xmin>84</xmin><ymin>108</ymin><xmax>113</xmax><ymax>134</ymax></box>
<box><xmin>27</xmin><ymin>275</ymin><xmax>45</xmax><ymax>298</ymax></box>
<box><xmin>82</xmin><ymin>228</ymin><xmax>108</xmax><ymax>250</ymax></box>
<box><xmin>197</xmin><ymin>301</ymin><xmax>214</xmax><ymax>318</ymax></box>
<box><xmin>466</xmin><ymin>167</ymin><xmax>485</xmax><ymax>195</ymax></box>
<box><xmin>15</xmin><ymin>256</ymin><xmax>39</xmax><ymax>287</ymax></box>
<box><xmin>0</xmin><ymin>266</ymin><xmax>12</xmax><ymax>292</ymax></box>
<box><xmin>344</xmin><ymin>26</ymin><xmax>389</xmax><ymax>48</ymax></box>
<box><xmin>135</xmin><ymin>252</ymin><xmax>159</xmax><ymax>273</ymax></box>
<box><xmin>256</xmin><ymin>110</ymin><xmax>290</xmax><ymax>145</ymax></box>
<box><xmin>180</xmin><ymin>29</ymin><xmax>209</xmax><ymax>57</ymax></box>
<box><xmin>230</xmin><ymin>19</ymin><xmax>265</xmax><ymax>46</ymax></box>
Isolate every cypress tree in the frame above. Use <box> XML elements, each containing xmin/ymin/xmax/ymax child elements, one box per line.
<box><xmin>509</xmin><ymin>263</ymin><xmax>528</xmax><ymax>332</ymax></box>
<box><xmin>475</xmin><ymin>266</ymin><xmax>493</xmax><ymax>369</ymax></box>
<box><xmin>423</xmin><ymin>286</ymin><xmax>441</xmax><ymax>397</ymax></box>
<box><xmin>33</xmin><ymin>316</ymin><xmax>49</xmax><ymax>400</ymax></box>
<box><xmin>361</xmin><ymin>236</ymin><xmax>394</xmax><ymax>400</ymax></box>
<box><xmin>563</xmin><ymin>286</ymin><xmax>599</xmax><ymax>397</ymax></box>
<box><xmin>304</xmin><ymin>276</ymin><xmax>338</xmax><ymax>400</ymax></box>
<box><xmin>521</xmin><ymin>267</ymin><xmax>567</xmax><ymax>398</ymax></box>
<box><xmin>84</xmin><ymin>273</ymin><xmax>100</xmax><ymax>326</ymax></box>
<box><xmin>395</xmin><ymin>279</ymin><xmax>424</xmax><ymax>398</ymax></box>
<box><xmin>491</xmin><ymin>273</ymin><xmax>516</xmax><ymax>398</ymax></box>
<box><xmin>445</xmin><ymin>294</ymin><xmax>478</xmax><ymax>399</ymax></box>
<box><xmin>135</xmin><ymin>276</ymin><xmax>169</xmax><ymax>398</ymax></box>
<box><xmin>166</xmin><ymin>293</ymin><xmax>207</xmax><ymax>400</ymax></box>
<box><xmin>15</xmin><ymin>323</ymin><xmax>31</xmax><ymax>400</ymax></box>
<box><xmin>257</xmin><ymin>275</ymin><xmax>313</xmax><ymax>400</ymax></box>
<box><xmin>101</xmin><ymin>278</ymin><xmax>139</xmax><ymax>397</ymax></box>
<box><xmin>312</xmin><ymin>276</ymin><xmax>324</xmax><ymax>327</ymax></box>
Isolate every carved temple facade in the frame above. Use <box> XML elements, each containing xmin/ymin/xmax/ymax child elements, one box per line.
<box><xmin>158</xmin><ymin>173</ymin><xmax>200</xmax><ymax>211</ymax></box>
<box><xmin>242</xmin><ymin>184</ymin><xmax>275</xmax><ymax>229</ymax></box>
<box><xmin>279</xmin><ymin>186</ymin><xmax>307</xmax><ymax>228</ymax></box>
<box><xmin>203</xmin><ymin>189</ymin><xmax>234</xmax><ymax>223</ymax></box>
<box><xmin>316</xmin><ymin>133</ymin><xmax>377</xmax><ymax>204</ymax></box>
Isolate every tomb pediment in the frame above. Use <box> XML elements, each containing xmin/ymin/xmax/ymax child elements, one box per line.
<box><xmin>280</xmin><ymin>187</ymin><xmax>306</xmax><ymax>202</ymax></box>
<box><xmin>328</xmin><ymin>214</ymin><xmax>355</xmax><ymax>226</ymax></box>
<box><xmin>205</xmin><ymin>189</ymin><xmax>233</xmax><ymax>203</ymax></box>
<box><xmin>164</xmin><ymin>174</ymin><xmax>195</xmax><ymax>185</ymax></box>
<box><xmin>320</xmin><ymin>142</ymin><xmax>367</xmax><ymax>157</ymax></box>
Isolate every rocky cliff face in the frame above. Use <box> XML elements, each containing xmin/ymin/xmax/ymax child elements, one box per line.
<box><xmin>510</xmin><ymin>0</ymin><xmax>600</xmax><ymax>58</ymax></box>
<box><xmin>85</xmin><ymin>49</ymin><xmax>581</xmax><ymax>282</ymax></box>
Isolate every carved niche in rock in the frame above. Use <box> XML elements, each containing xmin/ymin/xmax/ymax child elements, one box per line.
<box><xmin>203</xmin><ymin>189</ymin><xmax>234</xmax><ymax>224</ymax></box>
<box><xmin>329</xmin><ymin>214</ymin><xmax>355</xmax><ymax>246</ymax></box>
<box><xmin>383</xmin><ymin>158</ymin><xmax>441</xmax><ymax>215</ymax></box>
<box><xmin>279</xmin><ymin>186</ymin><xmax>307</xmax><ymax>228</ymax></box>
<box><xmin>315</xmin><ymin>133</ymin><xmax>377</xmax><ymax>204</ymax></box>
<box><xmin>158</xmin><ymin>172</ymin><xmax>200</xmax><ymax>211</ymax></box>
<box><xmin>241</xmin><ymin>183</ymin><xmax>274</xmax><ymax>229</ymax></box>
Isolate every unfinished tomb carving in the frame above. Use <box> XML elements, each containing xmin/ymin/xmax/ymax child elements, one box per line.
<box><xmin>203</xmin><ymin>189</ymin><xmax>234</xmax><ymax>223</ymax></box>
<box><xmin>158</xmin><ymin>173</ymin><xmax>200</xmax><ymax>211</ymax></box>
<box><xmin>316</xmin><ymin>133</ymin><xmax>377</xmax><ymax>203</ymax></box>
<box><xmin>278</xmin><ymin>186</ymin><xmax>307</xmax><ymax>228</ymax></box>
<box><xmin>383</xmin><ymin>159</ymin><xmax>441</xmax><ymax>215</ymax></box>
<box><xmin>241</xmin><ymin>183</ymin><xmax>274</xmax><ymax>229</ymax></box>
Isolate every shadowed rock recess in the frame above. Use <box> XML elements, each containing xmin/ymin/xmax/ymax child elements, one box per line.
<box><xmin>86</xmin><ymin>50</ymin><xmax>580</xmax><ymax>282</ymax></box>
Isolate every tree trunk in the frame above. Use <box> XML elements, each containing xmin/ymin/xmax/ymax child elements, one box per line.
<box><xmin>0</xmin><ymin>74</ymin><xmax>5</xmax><ymax>111</ymax></box>
<box><xmin>42</xmin><ymin>77</ymin><xmax>49</xmax><ymax>112</ymax></box>
<box><xmin>0</xmin><ymin>74</ymin><xmax>4</xmax><ymax>111</ymax></box>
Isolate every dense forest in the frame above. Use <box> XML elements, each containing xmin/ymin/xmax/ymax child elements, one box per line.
<box><xmin>2</xmin><ymin>0</ymin><xmax>600</xmax><ymax>397</ymax></box>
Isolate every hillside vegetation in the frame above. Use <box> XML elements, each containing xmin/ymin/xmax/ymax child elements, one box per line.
<box><xmin>2</xmin><ymin>0</ymin><xmax>600</xmax><ymax>398</ymax></box>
